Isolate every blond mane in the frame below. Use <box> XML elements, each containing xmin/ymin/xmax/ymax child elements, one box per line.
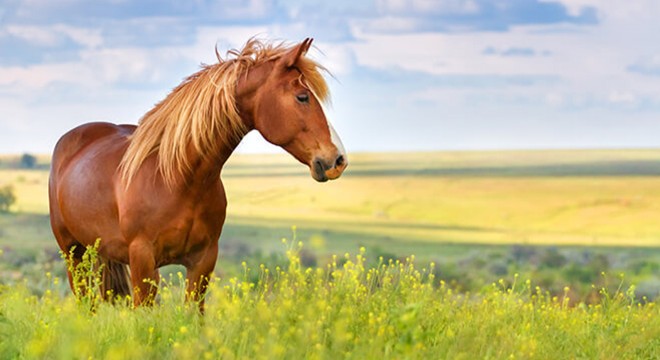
<box><xmin>119</xmin><ymin>38</ymin><xmax>330</xmax><ymax>188</ymax></box>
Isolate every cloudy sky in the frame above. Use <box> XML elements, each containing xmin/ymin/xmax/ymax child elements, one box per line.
<box><xmin>0</xmin><ymin>0</ymin><xmax>659</xmax><ymax>154</ymax></box>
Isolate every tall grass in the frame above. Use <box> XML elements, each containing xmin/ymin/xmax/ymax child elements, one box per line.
<box><xmin>0</xmin><ymin>241</ymin><xmax>657</xmax><ymax>360</ymax></box>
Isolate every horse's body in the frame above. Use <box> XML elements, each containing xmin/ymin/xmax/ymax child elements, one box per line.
<box><xmin>49</xmin><ymin>38</ymin><xmax>347</xmax><ymax>309</ymax></box>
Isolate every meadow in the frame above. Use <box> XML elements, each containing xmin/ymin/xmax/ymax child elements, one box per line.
<box><xmin>0</xmin><ymin>149</ymin><xmax>659</xmax><ymax>358</ymax></box>
<box><xmin>1</xmin><ymin>244</ymin><xmax>658</xmax><ymax>359</ymax></box>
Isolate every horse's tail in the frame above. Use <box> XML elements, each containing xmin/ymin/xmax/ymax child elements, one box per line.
<box><xmin>100</xmin><ymin>257</ymin><xmax>132</xmax><ymax>301</ymax></box>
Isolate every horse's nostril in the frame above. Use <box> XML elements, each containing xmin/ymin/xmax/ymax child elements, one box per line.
<box><xmin>335</xmin><ymin>155</ymin><xmax>345</xmax><ymax>168</ymax></box>
<box><xmin>313</xmin><ymin>158</ymin><xmax>324</xmax><ymax>173</ymax></box>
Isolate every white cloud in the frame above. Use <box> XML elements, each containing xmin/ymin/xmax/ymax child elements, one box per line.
<box><xmin>0</xmin><ymin>46</ymin><xmax>187</xmax><ymax>93</ymax></box>
<box><xmin>376</xmin><ymin>0</ymin><xmax>479</xmax><ymax>14</ymax></box>
<box><xmin>4</xmin><ymin>25</ymin><xmax>60</xmax><ymax>46</ymax></box>
<box><xmin>308</xmin><ymin>42</ymin><xmax>356</xmax><ymax>76</ymax></box>
<box><xmin>0</xmin><ymin>97</ymin><xmax>31</xmax><ymax>131</ymax></box>
<box><xmin>0</xmin><ymin>25</ymin><xmax>274</xmax><ymax>94</ymax></box>
<box><xmin>0</xmin><ymin>63</ymin><xmax>82</xmax><ymax>89</ymax></box>
<box><xmin>207</xmin><ymin>0</ymin><xmax>276</xmax><ymax>20</ymax></box>
<box><xmin>348</xmin><ymin>0</ymin><xmax>660</xmax><ymax>111</ymax></box>
<box><xmin>608</xmin><ymin>91</ymin><xmax>637</xmax><ymax>106</ymax></box>
<box><xmin>78</xmin><ymin>47</ymin><xmax>184</xmax><ymax>84</ymax></box>
<box><xmin>0</xmin><ymin>24</ymin><xmax>301</xmax><ymax>153</ymax></box>
<box><xmin>357</xmin><ymin>16</ymin><xmax>421</xmax><ymax>33</ymax></box>
<box><xmin>544</xmin><ymin>92</ymin><xmax>565</xmax><ymax>107</ymax></box>
<box><xmin>540</xmin><ymin>0</ymin><xmax>597</xmax><ymax>17</ymax></box>
<box><xmin>189</xmin><ymin>26</ymin><xmax>271</xmax><ymax>63</ymax></box>
<box><xmin>3</xmin><ymin>24</ymin><xmax>102</xmax><ymax>48</ymax></box>
<box><xmin>628</xmin><ymin>54</ymin><xmax>660</xmax><ymax>77</ymax></box>
<box><xmin>54</xmin><ymin>24</ymin><xmax>103</xmax><ymax>48</ymax></box>
<box><xmin>544</xmin><ymin>0</ymin><xmax>660</xmax><ymax>21</ymax></box>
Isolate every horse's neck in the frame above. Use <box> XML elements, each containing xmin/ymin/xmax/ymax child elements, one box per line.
<box><xmin>185</xmin><ymin>63</ymin><xmax>268</xmax><ymax>185</ymax></box>
<box><xmin>234</xmin><ymin>62</ymin><xmax>273</xmax><ymax>129</ymax></box>
<box><xmin>186</xmin><ymin>133</ymin><xmax>242</xmax><ymax>185</ymax></box>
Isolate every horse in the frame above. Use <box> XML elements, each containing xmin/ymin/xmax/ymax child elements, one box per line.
<box><xmin>48</xmin><ymin>38</ymin><xmax>347</xmax><ymax>310</ymax></box>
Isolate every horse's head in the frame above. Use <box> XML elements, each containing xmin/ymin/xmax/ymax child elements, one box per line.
<box><xmin>251</xmin><ymin>38</ymin><xmax>347</xmax><ymax>182</ymax></box>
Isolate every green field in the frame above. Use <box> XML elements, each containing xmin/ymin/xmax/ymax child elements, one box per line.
<box><xmin>1</xmin><ymin>247</ymin><xmax>658</xmax><ymax>359</ymax></box>
<box><xmin>1</xmin><ymin>149</ymin><xmax>659</xmax><ymax>297</ymax></box>
<box><xmin>1</xmin><ymin>149</ymin><xmax>660</xmax><ymax>358</ymax></box>
<box><xmin>223</xmin><ymin>150</ymin><xmax>660</xmax><ymax>249</ymax></box>
<box><xmin>6</xmin><ymin>149</ymin><xmax>660</xmax><ymax>249</ymax></box>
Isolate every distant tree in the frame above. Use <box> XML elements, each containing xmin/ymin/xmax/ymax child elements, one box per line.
<box><xmin>20</xmin><ymin>153</ymin><xmax>37</xmax><ymax>169</ymax></box>
<box><xmin>0</xmin><ymin>185</ymin><xmax>16</xmax><ymax>212</ymax></box>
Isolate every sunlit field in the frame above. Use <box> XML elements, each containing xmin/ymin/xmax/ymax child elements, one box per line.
<box><xmin>1</xmin><ymin>245</ymin><xmax>658</xmax><ymax>359</ymax></box>
<box><xmin>1</xmin><ymin>150</ymin><xmax>659</xmax><ymax>358</ymax></box>
<box><xmin>6</xmin><ymin>150</ymin><xmax>660</xmax><ymax>247</ymax></box>
<box><xmin>224</xmin><ymin>150</ymin><xmax>660</xmax><ymax>248</ymax></box>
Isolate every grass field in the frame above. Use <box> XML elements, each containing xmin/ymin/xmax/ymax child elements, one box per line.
<box><xmin>223</xmin><ymin>150</ymin><xmax>660</xmax><ymax>246</ymax></box>
<box><xmin>1</xmin><ymin>246</ymin><xmax>658</xmax><ymax>359</ymax></box>
<box><xmin>1</xmin><ymin>149</ymin><xmax>659</xmax><ymax>358</ymax></box>
<box><xmin>5</xmin><ymin>149</ymin><xmax>660</xmax><ymax>249</ymax></box>
<box><xmin>0</xmin><ymin>149</ymin><xmax>659</xmax><ymax>294</ymax></box>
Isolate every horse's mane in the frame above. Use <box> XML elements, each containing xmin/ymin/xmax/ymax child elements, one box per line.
<box><xmin>119</xmin><ymin>38</ymin><xmax>330</xmax><ymax>188</ymax></box>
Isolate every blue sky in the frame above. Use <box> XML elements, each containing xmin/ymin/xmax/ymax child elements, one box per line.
<box><xmin>1</xmin><ymin>0</ymin><xmax>659</xmax><ymax>154</ymax></box>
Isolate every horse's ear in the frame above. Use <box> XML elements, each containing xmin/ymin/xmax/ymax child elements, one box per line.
<box><xmin>280</xmin><ymin>38</ymin><xmax>313</xmax><ymax>68</ymax></box>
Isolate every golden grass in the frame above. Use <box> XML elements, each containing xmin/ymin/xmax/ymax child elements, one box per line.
<box><xmin>0</xmin><ymin>170</ymin><xmax>49</xmax><ymax>214</ymax></box>
<box><xmin>4</xmin><ymin>149</ymin><xmax>660</xmax><ymax>247</ymax></box>
<box><xmin>223</xmin><ymin>176</ymin><xmax>660</xmax><ymax>246</ymax></box>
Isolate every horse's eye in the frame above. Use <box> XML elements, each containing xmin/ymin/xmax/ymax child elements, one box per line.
<box><xmin>296</xmin><ymin>93</ymin><xmax>309</xmax><ymax>103</ymax></box>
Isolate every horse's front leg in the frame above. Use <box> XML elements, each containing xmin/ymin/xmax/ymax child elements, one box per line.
<box><xmin>128</xmin><ymin>239</ymin><xmax>159</xmax><ymax>306</ymax></box>
<box><xmin>185</xmin><ymin>242</ymin><xmax>219</xmax><ymax>313</ymax></box>
<box><xmin>62</xmin><ymin>245</ymin><xmax>88</xmax><ymax>297</ymax></box>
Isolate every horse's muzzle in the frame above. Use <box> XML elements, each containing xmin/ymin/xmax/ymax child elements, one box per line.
<box><xmin>311</xmin><ymin>154</ymin><xmax>347</xmax><ymax>182</ymax></box>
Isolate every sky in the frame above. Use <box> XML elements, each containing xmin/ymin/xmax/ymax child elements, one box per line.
<box><xmin>0</xmin><ymin>0</ymin><xmax>659</xmax><ymax>154</ymax></box>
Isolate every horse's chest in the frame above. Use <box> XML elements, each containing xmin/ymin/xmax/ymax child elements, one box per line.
<box><xmin>119</xmin><ymin>178</ymin><xmax>227</xmax><ymax>266</ymax></box>
<box><xmin>153</xmin><ymin>204</ymin><xmax>225</xmax><ymax>266</ymax></box>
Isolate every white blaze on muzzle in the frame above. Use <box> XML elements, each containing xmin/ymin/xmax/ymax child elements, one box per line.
<box><xmin>312</xmin><ymin>91</ymin><xmax>346</xmax><ymax>157</ymax></box>
<box><xmin>327</xmin><ymin>121</ymin><xmax>346</xmax><ymax>156</ymax></box>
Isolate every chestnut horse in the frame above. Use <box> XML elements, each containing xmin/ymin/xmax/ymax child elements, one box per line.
<box><xmin>48</xmin><ymin>38</ymin><xmax>347</xmax><ymax>309</ymax></box>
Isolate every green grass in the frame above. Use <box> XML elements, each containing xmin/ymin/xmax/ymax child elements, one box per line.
<box><xmin>1</xmin><ymin>149</ymin><xmax>659</xmax><ymax>284</ymax></box>
<box><xmin>1</xmin><ymin>150</ymin><xmax>660</xmax><ymax>358</ymax></box>
<box><xmin>0</xmin><ymin>246</ymin><xmax>658</xmax><ymax>360</ymax></box>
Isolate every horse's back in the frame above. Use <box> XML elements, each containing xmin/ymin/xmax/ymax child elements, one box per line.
<box><xmin>49</xmin><ymin>122</ymin><xmax>135</xmax><ymax>249</ymax></box>
<box><xmin>51</xmin><ymin>122</ymin><xmax>135</xmax><ymax>178</ymax></box>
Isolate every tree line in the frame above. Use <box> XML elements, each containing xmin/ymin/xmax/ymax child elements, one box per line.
<box><xmin>0</xmin><ymin>153</ymin><xmax>40</xmax><ymax>169</ymax></box>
